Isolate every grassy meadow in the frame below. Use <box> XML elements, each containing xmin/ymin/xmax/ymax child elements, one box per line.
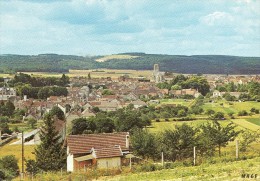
<box><xmin>0</xmin><ymin>140</ymin><xmax>35</xmax><ymax>170</ymax></box>
<box><xmin>202</xmin><ymin>100</ymin><xmax>260</xmax><ymax>114</ymax></box>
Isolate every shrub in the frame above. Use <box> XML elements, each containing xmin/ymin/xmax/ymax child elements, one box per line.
<box><xmin>238</xmin><ymin>110</ymin><xmax>248</xmax><ymax>116</ymax></box>
<box><xmin>164</xmin><ymin>162</ymin><xmax>175</xmax><ymax>169</ymax></box>
<box><xmin>25</xmin><ymin>159</ymin><xmax>39</xmax><ymax>175</ymax></box>
<box><xmin>141</xmin><ymin>163</ymin><xmax>156</xmax><ymax>172</ymax></box>
<box><xmin>0</xmin><ymin>155</ymin><xmax>19</xmax><ymax>180</ymax></box>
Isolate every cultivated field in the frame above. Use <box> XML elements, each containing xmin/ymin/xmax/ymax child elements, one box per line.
<box><xmin>0</xmin><ymin>69</ymin><xmax>154</xmax><ymax>79</ymax></box>
<box><xmin>95</xmin><ymin>54</ymin><xmax>139</xmax><ymax>62</ymax></box>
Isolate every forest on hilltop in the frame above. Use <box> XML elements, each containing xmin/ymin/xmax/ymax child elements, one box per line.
<box><xmin>0</xmin><ymin>53</ymin><xmax>259</xmax><ymax>74</ymax></box>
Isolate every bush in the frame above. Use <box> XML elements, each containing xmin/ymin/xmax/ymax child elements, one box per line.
<box><xmin>155</xmin><ymin>119</ymin><xmax>160</xmax><ymax>122</ymax></box>
<box><xmin>25</xmin><ymin>159</ymin><xmax>39</xmax><ymax>175</ymax></box>
<box><xmin>0</xmin><ymin>155</ymin><xmax>19</xmax><ymax>180</ymax></box>
<box><xmin>238</xmin><ymin>110</ymin><xmax>248</xmax><ymax>116</ymax></box>
<box><xmin>140</xmin><ymin>163</ymin><xmax>156</xmax><ymax>172</ymax></box>
<box><xmin>164</xmin><ymin>162</ymin><xmax>175</xmax><ymax>169</ymax></box>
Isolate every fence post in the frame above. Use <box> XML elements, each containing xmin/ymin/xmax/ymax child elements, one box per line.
<box><xmin>130</xmin><ymin>154</ymin><xmax>132</xmax><ymax>170</ymax></box>
<box><xmin>236</xmin><ymin>140</ymin><xmax>239</xmax><ymax>160</ymax></box>
<box><xmin>161</xmin><ymin>152</ymin><xmax>164</xmax><ymax>167</ymax></box>
<box><xmin>193</xmin><ymin>146</ymin><xmax>196</xmax><ymax>166</ymax></box>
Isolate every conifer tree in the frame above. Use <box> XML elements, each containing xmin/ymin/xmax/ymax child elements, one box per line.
<box><xmin>35</xmin><ymin>113</ymin><xmax>66</xmax><ymax>171</ymax></box>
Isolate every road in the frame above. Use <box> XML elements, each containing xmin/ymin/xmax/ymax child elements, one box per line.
<box><xmin>10</xmin><ymin>129</ymin><xmax>40</xmax><ymax>145</ymax></box>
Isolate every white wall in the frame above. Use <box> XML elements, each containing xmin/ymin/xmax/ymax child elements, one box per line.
<box><xmin>67</xmin><ymin>147</ymin><xmax>74</xmax><ymax>172</ymax></box>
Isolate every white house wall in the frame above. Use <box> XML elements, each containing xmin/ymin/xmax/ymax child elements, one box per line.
<box><xmin>67</xmin><ymin>147</ymin><xmax>74</xmax><ymax>172</ymax></box>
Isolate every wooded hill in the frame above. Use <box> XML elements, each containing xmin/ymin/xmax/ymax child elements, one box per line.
<box><xmin>0</xmin><ymin>53</ymin><xmax>259</xmax><ymax>74</ymax></box>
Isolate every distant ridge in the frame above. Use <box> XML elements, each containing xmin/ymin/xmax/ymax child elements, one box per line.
<box><xmin>0</xmin><ymin>53</ymin><xmax>259</xmax><ymax>74</ymax></box>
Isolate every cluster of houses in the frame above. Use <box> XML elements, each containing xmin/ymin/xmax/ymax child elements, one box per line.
<box><xmin>1</xmin><ymin>70</ymin><xmax>260</xmax><ymax>172</ymax></box>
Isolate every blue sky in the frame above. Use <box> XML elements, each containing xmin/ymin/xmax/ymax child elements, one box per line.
<box><xmin>0</xmin><ymin>0</ymin><xmax>259</xmax><ymax>56</ymax></box>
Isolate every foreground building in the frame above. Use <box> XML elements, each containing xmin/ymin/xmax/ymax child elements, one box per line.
<box><xmin>66</xmin><ymin>132</ymin><xmax>130</xmax><ymax>172</ymax></box>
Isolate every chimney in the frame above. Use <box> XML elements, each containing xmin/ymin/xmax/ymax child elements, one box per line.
<box><xmin>24</xmin><ymin>95</ymin><xmax>27</xmax><ymax>101</ymax></box>
<box><xmin>126</xmin><ymin>134</ymin><xmax>130</xmax><ymax>149</ymax></box>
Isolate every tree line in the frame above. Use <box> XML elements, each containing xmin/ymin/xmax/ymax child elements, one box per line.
<box><xmin>1</xmin><ymin>54</ymin><xmax>259</xmax><ymax>74</ymax></box>
<box><xmin>156</xmin><ymin>75</ymin><xmax>210</xmax><ymax>96</ymax></box>
<box><xmin>9</xmin><ymin>73</ymin><xmax>69</xmax><ymax>99</ymax></box>
<box><xmin>131</xmin><ymin>121</ymin><xmax>247</xmax><ymax>161</ymax></box>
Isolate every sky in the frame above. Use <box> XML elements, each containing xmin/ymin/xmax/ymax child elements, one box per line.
<box><xmin>0</xmin><ymin>0</ymin><xmax>259</xmax><ymax>56</ymax></box>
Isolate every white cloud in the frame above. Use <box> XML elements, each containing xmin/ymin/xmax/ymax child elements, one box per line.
<box><xmin>200</xmin><ymin>11</ymin><xmax>234</xmax><ymax>26</ymax></box>
<box><xmin>0</xmin><ymin>0</ymin><xmax>259</xmax><ymax>56</ymax></box>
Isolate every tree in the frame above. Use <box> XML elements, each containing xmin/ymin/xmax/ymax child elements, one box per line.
<box><xmin>0</xmin><ymin>122</ymin><xmax>12</xmax><ymax>134</ymax></box>
<box><xmin>37</xmin><ymin>87</ymin><xmax>52</xmax><ymax>99</ymax></box>
<box><xmin>49</xmin><ymin>106</ymin><xmax>65</xmax><ymax>121</ymax></box>
<box><xmin>114</xmin><ymin>110</ymin><xmax>144</xmax><ymax>132</ymax></box>
<box><xmin>240</xmin><ymin>130</ymin><xmax>260</xmax><ymax>152</ymax></box>
<box><xmin>3</xmin><ymin>101</ymin><xmax>15</xmax><ymax>117</ymax></box>
<box><xmin>161</xmin><ymin>124</ymin><xmax>197</xmax><ymax>161</ymax></box>
<box><xmin>211</xmin><ymin>112</ymin><xmax>225</xmax><ymax>120</ymax></box>
<box><xmin>95</xmin><ymin>117</ymin><xmax>115</xmax><ymax>133</ymax></box>
<box><xmin>131</xmin><ymin>128</ymin><xmax>158</xmax><ymax>159</ymax></box>
<box><xmin>88</xmin><ymin>73</ymin><xmax>91</xmax><ymax>79</ymax></box>
<box><xmin>71</xmin><ymin>117</ymin><xmax>96</xmax><ymax>135</ymax></box>
<box><xmin>102</xmin><ymin>89</ymin><xmax>114</xmax><ymax>95</ymax></box>
<box><xmin>34</xmin><ymin>114</ymin><xmax>66</xmax><ymax>171</ymax></box>
<box><xmin>200</xmin><ymin>121</ymin><xmax>240</xmax><ymax>156</ymax></box>
<box><xmin>60</xmin><ymin>74</ymin><xmax>69</xmax><ymax>86</ymax></box>
<box><xmin>27</xmin><ymin>118</ymin><xmax>37</xmax><ymax>129</ymax></box>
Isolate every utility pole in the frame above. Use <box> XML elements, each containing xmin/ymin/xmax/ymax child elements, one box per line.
<box><xmin>21</xmin><ymin>131</ymin><xmax>24</xmax><ymax>180</ymax></box>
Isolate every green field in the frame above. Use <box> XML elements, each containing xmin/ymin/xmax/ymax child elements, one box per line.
<box><xmin>159</xmin><ymin>99</ymin><xmax>193</xmax><ymax>107</ymax></box>
<box><xmin>202</xmin><ymin>101</ymin><xmax>260</xmax><ymax>114</ymax></box>
<box><xmin>148</xmin><ymin>118</ymin><xmax>260</xmax><ymax>133</ymax></box>
<box><xmin>246</xmin><ymin>118</ymin><xmax>260</xmax><ymax>126</ymax></box>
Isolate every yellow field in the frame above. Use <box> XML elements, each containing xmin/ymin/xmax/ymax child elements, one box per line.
<box><xmin>0</xmin><ymin>69</ymin><xmax>154</xmax><ymax>79</ymax></box>
<box><xmin>95</xmin><ymin>54</ymin><xmax>139</xmax><ymax>62</ymax></box>
<box><xmin>69</xmin><ymin>69</ymin><xmax>153</xmax><ymax>79</ymax></box>
<box><xmin>0</xmin><ymin>140</ymin><xmax>35</xmax><ymax>170</ymax></box>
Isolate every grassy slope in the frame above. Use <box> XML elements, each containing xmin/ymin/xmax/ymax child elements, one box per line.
<box><xmin>100</xmin><ymin>157</ymin><xmax>260</xmax><ymax>181</ymax></box>
<box><xmin>22</xmin><ymin>157</ymin><xmax>260</xmax><ymax>181</ymax></box>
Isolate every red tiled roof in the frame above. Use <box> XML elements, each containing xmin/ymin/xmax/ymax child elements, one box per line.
<box><xmin>94</xmin><ymin>146</ymin><xmax>122</xmax><ymax>158</ymax></box>
<box><xmin>67</xmin><ymin>132</ymin><xmax>129</xmax><ymax>154</ymax></box>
